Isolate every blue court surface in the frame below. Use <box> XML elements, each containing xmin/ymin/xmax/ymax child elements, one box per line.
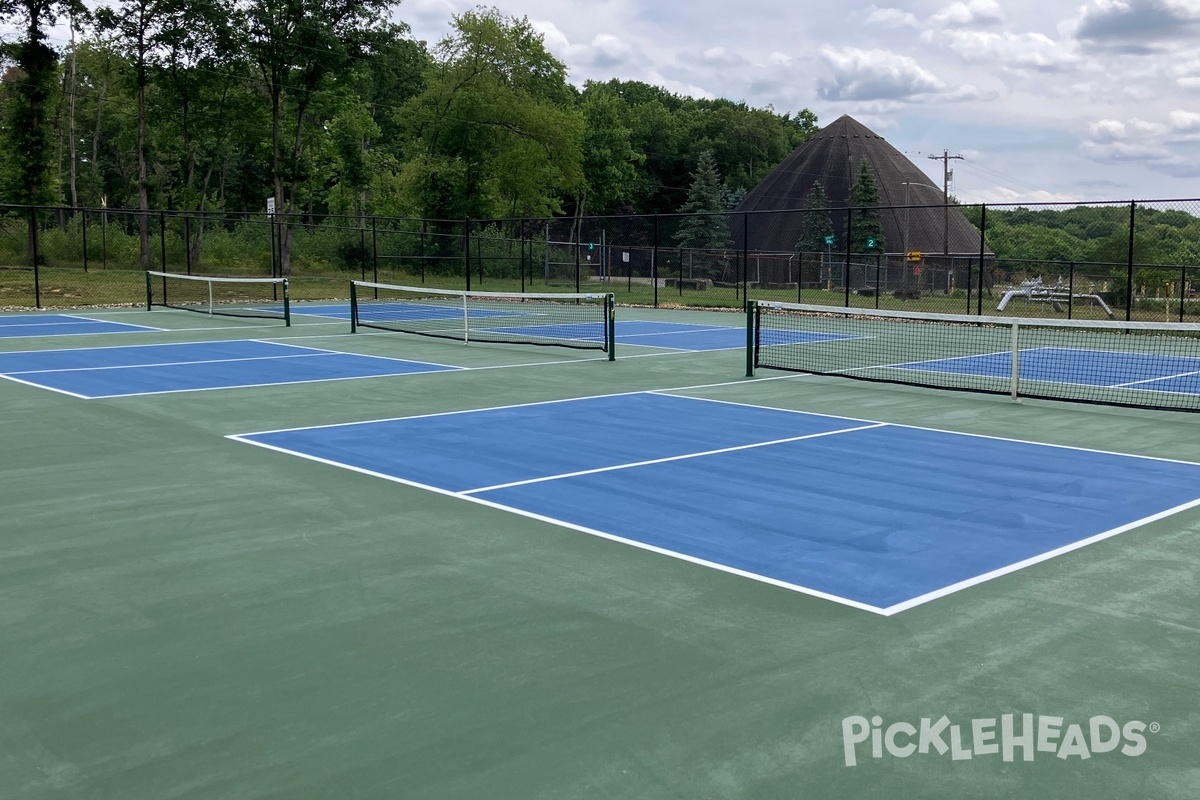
<box><xmin>230</xmin><ymin>392</ymin><xmax>1200</xmax><ymax>614</ymax></box>
<box><xmin>0</xmin><ymin>340</ymin><xmax>459</xmax><ymax>398</ymax></box>
<box><xmin>899</xmin><ymin>347</ymin><xmax>1200</xmax><ymax>396</ymax></box>
<box><xmin>0</xmin><ymin>313</ymin><xmax>160</xmax><ymax>338</ymax></box>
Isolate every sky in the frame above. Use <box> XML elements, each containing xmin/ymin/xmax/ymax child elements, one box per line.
<box><xmin>400</xmin><ymin>0</ymin><xmax>1200</xmax><ymax>205</ymax></box>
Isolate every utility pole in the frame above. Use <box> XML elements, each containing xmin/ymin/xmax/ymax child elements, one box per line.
<box><xmin>929</xmin><ymin>150</ymin><xmax>964</xmax><ymax>256</ymax></box>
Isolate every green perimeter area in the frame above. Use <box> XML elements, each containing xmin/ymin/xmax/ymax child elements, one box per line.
<box><xmin>2</xmin><ymin>305</ymin><xmax>1199</xmax><ymax>799</ymax></box>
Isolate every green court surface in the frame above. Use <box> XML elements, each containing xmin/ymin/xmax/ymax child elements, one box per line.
<box><xmin>2</xmin><ymin>304</ymin><xmax>1199</xmax><ymax>799</ymax></box>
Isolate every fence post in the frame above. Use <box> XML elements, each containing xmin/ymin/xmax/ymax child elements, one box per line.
<box><xmin>30</xmin><ymin>206</ymin><xmax>41</xmax><ymax>308</ymax></box>
<box><xmin>652</xmin><ymin>215</ymin><xmax>659</xmax><ymax>308</ymax></box>
<box><xmin>843</xmin><ymin>206</ymin><xmax>853</xmax><ymax>308</ymax></box>
<box><xmin>741</xmin><ymin>212</ymin><xmax>748</xmax><ymax>308</ymax></box>
<box><xmin>520</xmin><ymin>219</ymin><xmax>526</xmax><ymax>294</ymax></box>
<box><xmin>1068</xmin><ymin>261</ymin><xmax>1075</xmax><ymax>319</ymax></box>
<box><xmin>81</xmin><ymin>208</ymin><xmax>89</xmax><ymax>273</ymax></box>
<box><xmin>371</xmin><ymin>217</ymin><xmax>378</xmax><ymax>284</ymax></box>
<box><xmin>1125</xmin><ymin>201</ymin><xmax>1135</xmax><ymax>322</ymax></box>
<box><xmin>977</xmin><ymin>204</ymin><xmax>987</xmax><ymax>316</ymax></box>
<box><xmin>874</xmin><ymin>252</ymin><xmax>881</xmax><ymax>309</ymax></box>
<box><xmin>159</xmin><ymin>210</ymin><xmax>167</xmax><ymax>270</ymax></box>
<box><xmin>184</xmin><ymin>215</ymin><xmax>192</xmax><ymax>274</ymax></box>
<box><xmin>1180</xmin><ymin>264</ymin><xmax>1187</xmax><ymax>322</ymax></box>
<box><xmin>464</xmin><ymin>218</ymin><xmax>471</xmax><ymax>291</ymax></box>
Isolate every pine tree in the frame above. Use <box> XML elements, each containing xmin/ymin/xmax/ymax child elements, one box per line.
<box><xmin>848</xmin><ymin>159</ymin><xmax>885</xmax><ymax>253</ymax></box>
<box><xmin>795</xmin><ymin>181</ymin><xmax>835</xmax><ymax>254</ymax></box>
<box><xmin>674</xmin><ymin>150</ymin><xmax>732</xmax><ymax>280</ymax></box>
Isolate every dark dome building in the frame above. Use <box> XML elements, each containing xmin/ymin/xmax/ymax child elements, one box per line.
<box><xmin>733</xmin><ymin>115</ymin><xmax>991</xmax><ymax>296</ymax></box>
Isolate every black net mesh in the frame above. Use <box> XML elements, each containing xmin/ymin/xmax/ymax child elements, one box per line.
<box><xmin>753</xmin><ymin>301</ymin><xmax>1200</xmax><ymax>412</ymax></box>
<box><xmin>351</xmin><ymin>281</ymin><xmax>612</xmax><ymax>352</ymax></box>
<box><xmin>146</xmin><ymin>271</ymin><xmax>289</xmax><ymax>322</ymax></box>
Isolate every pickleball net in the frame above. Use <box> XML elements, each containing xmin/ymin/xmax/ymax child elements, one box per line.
<box><xmin>350</xmin><ymin>281</ymin><xmax>615</xmax><ymax>358</ymax></box>
<box><xmin>145</xmin><ymin>271</ymin><xmax>290</xmax><ymax>325</ymax></box>
<box><xmin>747</xmin><ymin>300</ymin><xmax>1200</xmax><ymax>412</ymax></box>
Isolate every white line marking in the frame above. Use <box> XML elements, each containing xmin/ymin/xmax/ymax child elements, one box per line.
<box><xmin>73</xmin><ymin>367</ymin><xmax>459</xmax><ymax>399</ymax></box>
<box><xmin>879</xmin><ymin>496</ymin><xmax>1200</xmax><ymax>616</ymax></box>
<box><xmin>461</xmin><ymin>423</ymin><xmax>887</xmax><ymax>494</ymax></box>
<box><xmin>649</xmin><ymin>391</ymin><xmax>1200</xmax><ymax>467</ymax></box>
<box><xmin>224</xmin><ymin>434</ymin><xmax>890</xmax><ymax>616</ymax></box>
<box><xmin>231</xmin><ymin>375</ymin><xmax>812</xmax><ymax>437</ymax></box>
<box><xmin>1114</xmin><ymin>369</ymin><xmax>1200</xmax><ymax>388</ymax></box>
<box><xmin>4</xmin><ymin>351</ymin><xmax>340</xmax><ymax>375</ymax></box>
<box><xmin>0</xmin><ymin>373</ymin><xmax>92</xmax><ymax>398</ymax></box>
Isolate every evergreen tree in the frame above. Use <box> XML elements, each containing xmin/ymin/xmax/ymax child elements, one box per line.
<box><xmin>848</xmin><ymin>159</ymin><xmax>885</xmax><ymax>253</ymax></box>
<box><xmin>674</xmin><ymin>150</ymin><xmax>732</xmax><ymax>280</ymax></box>
<box><xmin>795</xmin><ymin>180</ymin><xmax>835</xmax><ymax>254</ymax></box>
<box><xmin>794</xmin><ymin>181</ymin><xmax>835</xmax><ymax>287</ymax></box>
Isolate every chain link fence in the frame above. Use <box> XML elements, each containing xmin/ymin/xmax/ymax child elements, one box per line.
<box><xmin>2</xmin><ymin>200</ymin><xmax>1198</xmax><ymax>322</ymax></box>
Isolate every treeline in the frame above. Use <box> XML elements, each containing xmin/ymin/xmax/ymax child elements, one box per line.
<box><xmin>969</xmin><ymin>204</ymin><xmax>1200</xmax><ymax>272</ymax></box>
<box><xmin>0</xmin><ymin>1</ymin><xmax>818</xmax><ymax>230</ymax></box>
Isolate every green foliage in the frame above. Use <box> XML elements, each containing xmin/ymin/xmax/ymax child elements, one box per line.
<box><xmin>795</xmin><ymin>181</ymin><xmax>835</xmax><ymax>255</ymax></box>
<box><xmin>673</xmin><ymin>150</ymin><xmax>732</xmax><ymax>279</ymax></box>
<box><xmin>847</xmin><ymin>159</ymin><xmax>885</xmax><ymax>253</ymax></box>
<box><xmin>402</xmin><ymin>8</ymin><xmax>583</xmax><ymax>221</ymax></box>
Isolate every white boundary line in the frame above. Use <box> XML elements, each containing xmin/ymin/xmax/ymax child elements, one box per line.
<box><xmin>224</xmin><ymin>435</ymin><xmax>890</xmax><ymax>616</ymax></box>
<box><xmin>227</xmin><ymin>390</ymin><xmax>1200</xmax><ymax>615</ymax></box>
<box><xmin>460</xmin><ymin>423</ymin><xmax>886</xmax><ymax>494</ymax></box>
<box><xmin>232</xmin><ymin>374</ymin><xmax>810</xmax><ymax>437</ymax></box>
<box><xmin>0</xmin><ymin>373</ymin><xmax>92</xmax><ymax>398</ymax></box>
<box><xmin>4</xmin><ymin>351</ymin><xmax>338</xmax><ymax>375</ymax></box>
<box><xmin>880</xmin><ymin>496</ymin><xmax>1200</xmax><ymax>615</ymax></box>
<box><xmin>649</xmin><ymin>391</ymin><xmax>1200</xmax><ymax>467</ymax></box>
<box><xmin>66</xmin><ymin>365</ymin><xmax>463</xmax><ymax>399</ymax></box>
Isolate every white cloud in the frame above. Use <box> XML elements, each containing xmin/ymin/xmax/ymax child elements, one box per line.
<box><xmin>931</xmin><ymin>29</ymin><xmax>1079</xmax><ymax>71</ymax></box>
<box><xmin>929</xmin><ymin>0</ymin><xmax>1006</xmax><ymax>27</ymax></box>
<box><xmin>701</xmin><ymin>47</ymin><xmax>746</xmax><ymax>68</ymax></box>
<box><xmin>816</xmin><ymin>47</ymin><xmax>956</xmax><ymax>101</ymax></box>
<box><xmin>1082</xmin><ymin>110</ymin><xmax>1200</xmax><ymax>175</ymax></box>
<box><xmin>1068</xmin><ymin>0</ymin><xmax>1200</xmax><ymax>51</ymax></box>
<box><xmin>865</xmin><ymin>6</ymin><xmax>919</xmax><ymax>28</ymax></box>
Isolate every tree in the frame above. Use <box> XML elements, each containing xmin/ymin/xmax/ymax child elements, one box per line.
<box><xmin>674</xmin><ymin>149</ymin><xmax>732</xmax><ymax>280</ymax></box>
<box><xmin>0</xmin><ymin>0</ymin><xmax>85</xmax><ymax>259</ymax></box>
<box><xmin>96</xmin><ymin>0</ymin><xmax>163</xmax><ymax>268</ymax></box>
<box><xmin>795</xmin><ymin>181</ymin><xmax>834</xmax><ymax>253</ymax></box>
<box><xmin>236</xmin><ymin>0</ymin><xmax>392</xmax><ymax>273</ymax></box>
<box><xmin>847</xmin><ymin>159</ymin><xmax>885</xmax><ymax>253</ymax></box>
<box><xmin>402</xmin><ymin>8</ymin><xmax>584</xmax><ymax>222</ymax></box>
<box><xmin>576</xmin><ymin>84</ymin><xmax>641</xmax><ymax>217</ymax></box>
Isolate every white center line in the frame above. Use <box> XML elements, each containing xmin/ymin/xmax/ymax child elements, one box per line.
<box><xmin>460</xmin><ymin>422</ymin><xmax>887</xmax><ymax>495</ymax></box>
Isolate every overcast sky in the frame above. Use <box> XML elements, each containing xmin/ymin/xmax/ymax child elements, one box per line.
<box><xmin>402</xmin><ymin>0</ymin><xmax>1200</xmax><ymax>205</ymax></box>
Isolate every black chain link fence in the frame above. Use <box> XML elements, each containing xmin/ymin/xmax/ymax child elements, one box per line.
<box><xmin>2</xmin><ymin>200</ymin><xmax>1198</xmax><ymax>322</ymax></box>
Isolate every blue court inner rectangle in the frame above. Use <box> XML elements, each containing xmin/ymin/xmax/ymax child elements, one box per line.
<box><xmin>0</xmin><ymin>340</ymin><xmax>459</xmax><ymax>398</ymax></box>
<box><xmin>232</xmin><ymin>393</ymin><xmax>1200</xmax><ymax>614</ymax></box>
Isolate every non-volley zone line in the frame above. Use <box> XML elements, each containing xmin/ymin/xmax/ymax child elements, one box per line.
<box><xmin>0</xmin><ymin>339</ymin><xmax>460</xmax><ymax>398</ymax></box>
<box><xmin>229</xmin><ymin>391</ymin><xmax>1200</xmax><ymax>615</ymax></box>
<box><xmin>0</xmin><ymin>313</ymin><xmax>162</xmax><ymax>338</ymax></box>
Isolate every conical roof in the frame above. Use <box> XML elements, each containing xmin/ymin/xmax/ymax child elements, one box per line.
<box><xmin>736</xmin><ymin>115</ymin><xmax>988</xmax><ymax>257</ymax></box>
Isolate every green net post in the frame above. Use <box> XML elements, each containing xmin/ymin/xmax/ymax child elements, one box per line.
<box><xmin>606</xmin><ymin>293</ymin><xmax>616</xmax><ymax>361</ymax></box>
<box><xmin>349</xmin><ymin>281</ymin><xmax>358</xmax><ymax>333</ymax></box>
<box><xmin>144</xmin><ymin>271</ymin><xmax>152</xmax><ymax>310</ymax></box>
<box><xmin>745</xmin><ymin>300</ymin><xmax>756</xmax><ymax>377</ymax></box>
<box><xmin>282</xmin><ymin>278</ymin><xmax>291</xmax><ymax>327</ymax></box>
